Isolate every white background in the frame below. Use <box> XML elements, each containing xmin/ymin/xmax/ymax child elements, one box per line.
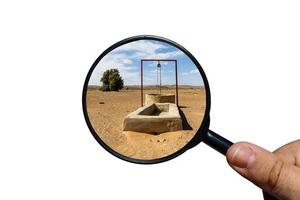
<box><xmin>1</xmin><ymin>1</ymin><xmax>300</xmax><ymax>199</ymax></box>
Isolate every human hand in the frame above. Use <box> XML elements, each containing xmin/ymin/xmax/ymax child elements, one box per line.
<box><xmin>226</xmin><ymin>140</ymin><xmax>300</xmax><ymax>200</ymax></box>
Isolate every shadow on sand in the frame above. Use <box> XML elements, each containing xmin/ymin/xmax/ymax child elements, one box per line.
<box><xmin>178</xmin><ymin>105</ymin><xmax>188</xmax><ymax>109</ymax></box>
<box><xmin>178</xmin><ymin>107</ymin><xmax>192</xmax><ymax>130</ymax></box>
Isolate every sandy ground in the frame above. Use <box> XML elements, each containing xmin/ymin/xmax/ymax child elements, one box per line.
<box><xmin>86</xmin><ymin>88</ymin><xmax>206</xmax><ymax>160</ymax></box>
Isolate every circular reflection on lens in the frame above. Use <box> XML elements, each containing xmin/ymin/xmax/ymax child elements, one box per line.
<box><xmin>85</xmin><ymin>38</ymin><xmax>206</xmax><ymax>161</ymax></box>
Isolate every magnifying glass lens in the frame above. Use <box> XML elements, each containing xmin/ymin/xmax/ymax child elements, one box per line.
<box><xmin>84</xmin><ymin>37</ymin><xmax>208</xmax><ymax>163</ymax></box>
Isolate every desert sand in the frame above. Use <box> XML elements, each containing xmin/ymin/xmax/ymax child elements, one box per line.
<box><xmin>86</xmin><ymin>87</ymin><xmax>206</xmax><ymax>160</ymax></box>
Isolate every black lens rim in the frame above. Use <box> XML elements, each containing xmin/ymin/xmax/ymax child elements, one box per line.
<box><xmin>82</xmin><ymin>35</ymin><xmax>211</xmax><ymax>164</ymax></box>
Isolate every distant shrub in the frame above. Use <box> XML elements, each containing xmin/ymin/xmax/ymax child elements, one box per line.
<box><xmin>100</xmin><ymin>69</ymin><xmax>124</xmax><ymax>91</ymax></box>
<box><xmin>99</xmin><ymin>84</ymin><xmax>110</xmax><ymax>91</ymax></box>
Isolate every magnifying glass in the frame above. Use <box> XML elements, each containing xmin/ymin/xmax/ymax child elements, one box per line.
<box><xmin>82</xmin><ymin>35</ymin><xmax>233</xmax><ymax>164</ymax></box>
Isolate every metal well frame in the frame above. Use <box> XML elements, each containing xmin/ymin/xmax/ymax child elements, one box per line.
<box><xmin>140</xmin><ymin>59</ymin><xmax>178</xmax><ymax>107</ymax></box>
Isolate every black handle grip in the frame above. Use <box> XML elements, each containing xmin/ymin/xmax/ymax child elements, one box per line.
<box><xmin>203</xmin><ymin>130</ymin><xmax>233</xmax><ymax>155</ymax></box>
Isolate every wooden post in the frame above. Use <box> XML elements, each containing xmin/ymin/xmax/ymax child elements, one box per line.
<box><xmin>159</xmin><ymin>64</ymin><xmax>162</xmax><ymax>95</ymax></box>
<box><xmin>141</xmin><ymin>60</ymin><xmax>143</xmax><ymax>107</ymax></box>
<box><xmin>175</xmin><ymin>60</ymin><xmax>178</xmax><ymax>107</ymax></box>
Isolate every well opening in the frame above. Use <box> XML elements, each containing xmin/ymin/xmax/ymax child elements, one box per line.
<box><xmin>139</xmin><ymin>104</ymin><xmax>170</xmax><ymax>116</ymax></box>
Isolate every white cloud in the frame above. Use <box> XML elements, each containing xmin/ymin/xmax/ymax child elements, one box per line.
<box><xmin>116</xmin><ymin>40</ymin><xmax>167</xmax><ymax>54</ymax></box>
<box><xmin>182</xmin><ymin>68</ymin><xmax>200</xmax><ymax>76</ymax></box>
<box><xmin>190</xmin><ymin>69</ymin><xmax>199</xmax><ymax>74</ymax></box>
<box><xmin>122</xmin><ymin>59</ymin><xmax>133</xmax><ymax>65</ymax></box>
<box><xmin>88</xmin><ymin>40</ymin><xmax>184</xmax><ymax>86</ymax></box>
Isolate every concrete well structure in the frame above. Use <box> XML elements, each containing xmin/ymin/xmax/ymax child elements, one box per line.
<box><xmin>123</xmin><ymin>103</ymin><xmax>182</xmax><ymax>134</ymax></box>
<box><xmin>145</xmin><ymin>94</ymin><xmax>175</xmax><ymax>105</ymax></box>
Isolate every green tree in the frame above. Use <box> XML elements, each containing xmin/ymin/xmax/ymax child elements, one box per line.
<box><xmin>100</xmin><ymin>69</ymin><xmax>124</xmax><ymax>91</ymax></box>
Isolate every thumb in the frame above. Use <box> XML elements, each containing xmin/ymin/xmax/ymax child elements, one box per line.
<box><xmin>226</xmin><ymin>142</ymin><xmax>300</xmax><ymax>200</ymax></box>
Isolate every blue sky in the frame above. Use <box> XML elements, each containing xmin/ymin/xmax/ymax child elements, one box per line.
<box><xmin>88</xmin><ymin>40</ymin><xmax>204</xmax><ymax>86</ymax></box>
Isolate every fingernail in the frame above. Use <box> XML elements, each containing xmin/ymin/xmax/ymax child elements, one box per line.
<box><xmin>229</xmin><ymin>145</ymin><xmax>255</xmax><ymax>168</ymax></box>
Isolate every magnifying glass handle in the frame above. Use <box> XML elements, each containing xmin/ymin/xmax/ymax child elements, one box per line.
<box><xmin>203</xmin><ymin>130</ymin><xmax>233</xmax><ymax>155</ymax></box>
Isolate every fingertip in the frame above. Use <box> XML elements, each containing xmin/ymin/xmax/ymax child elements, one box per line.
<box><xmin>226</xmin><ymin>142</ymin><xmax>256</xmax><ymax>169</ymax></box>
<box><xmin>226</xmin><ymin>142</ymin><xmax>249</xmax><ymax>161</ymax></box>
